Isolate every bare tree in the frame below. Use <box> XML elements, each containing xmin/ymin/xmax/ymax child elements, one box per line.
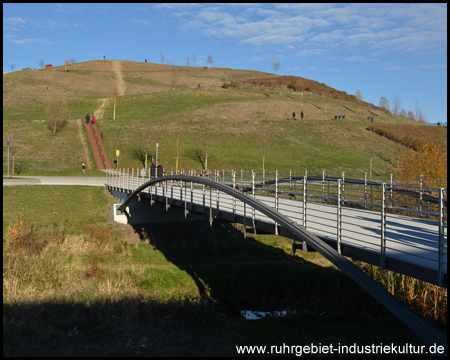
<box><xmin>414</xmin><ymin>101</ymin><xmax>422</xmax><ymax>122</ymax></box>
<box><xmin>407</xmin><ymin>110</ymin><xmax>415</xmax><ymax>120</ymax></box>
<box><xmin>132</xmin><ymin>122</ymin><xmax>163</xmax><ymax>169</ymax></box>
<box><xmin>257</xmin><ymin>122</ymin><xmax>273</xmax><ymax>172</ymax></box>
<box><xmin>185</xmin><ymin>127</ymin><xmax>212</xmax><ymax>171</ymax></box>
<box><xmin>64</xmin><ymin>59</ymin><xmax>70</xmax><ymax>72</ymax></box>
<box><xmin>110</xmin><ymin>85</ymin><xmax>122</xmax><ymax>120</ymax></box>
<box><xmin>186</xmin><ymin>57</ymin><xmax>190</xmax><ymax>67</ymax></box>
<box><xmin>10</xmin><ymin>64</ymin><xmax>15</xmax><ymax>71</ymax></box>
<box><xmin>271</xmin><ymin>60</ymin><xmax>281</xmax><ymax>74</ymax></box>
<box><xmin>355</xmin><ymin>89</ymin><xmax>363</xmax><ymax>100</ymax></box>
<box><xmin>45</xmin><ymin>94</ymin><xmax>68</xmax><ymax>135</ymax></box>
<box><xmin>399</xmin><ymin>108</ymin><xmax>407</xmax><ymax>118</ymax></box>
<box><xmin>379</xmin><ymin>96</ymin><xmax>390</xmax><ymax>112</ymax></box>
<box><xmin>160</xmin><ymin>52</ymin><xmax>164</xmax><ymax>64</ymax></box>
<box><xmin>69</xmin><ymin>57</ymin><xmax>76</xmax><ymax>64</ymax></box>
<box><xmin>192</xmin><ymin>53</ymin><xmax>196</xmax><ymax>64</ymax></box>
<box><xmin>418</xmin><ymin>113</ymin><xmax>429</xmax><ymax>124</ymax></box>
<box><xmin>392</xmin><ymin>95</ymin><xmax>401</xmax><ymax>115</ymax></box>
<box><xmin>170</xmin><ymin>66</ymin><xmax>179</xmax><ymax>91</ymax></box>
<box><xmin>207</xmin><ymin>54</ymin><xmax>214</xmax><ymax>69</ymax></box>
<box><xmin>174</xmin><ymin>115</ymin><xmax>188</xmax><ymax>174</ymax></box>
<box><xmin>38</xmin><ymin>59</ymin><xmax>45</xmax><ymax>69</ymax></box>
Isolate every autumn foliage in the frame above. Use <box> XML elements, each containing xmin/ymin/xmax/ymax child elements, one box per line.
<box><xmin>395</xmin><ymin>140</ymin><xmax>447</xmax><ymax>189</ymax></box>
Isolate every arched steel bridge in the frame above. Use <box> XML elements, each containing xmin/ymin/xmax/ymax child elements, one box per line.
<box><xmin>108</xmin><ymin>172</ymin><xmax>447</xmax><ymax>354</ymax></box>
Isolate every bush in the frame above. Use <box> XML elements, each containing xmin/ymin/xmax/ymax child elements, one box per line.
<box><xmin>222</xmin><ymin>82</ymin><xmax>230</xmax><ymax>89</ymax></box>
<box><xmin>7</xmin><ymin>213</ymin><xmax>45</xmax><ymax>255</ymax></box>
<box><xmin>287</xmin><ymin>83</ymin><xmax>300</xmax><ymax>91</ymax></box>
<box><xmin>305</xmin><ymin>87</ymin><xmax>311</xmax><ymax>92</ymax></box>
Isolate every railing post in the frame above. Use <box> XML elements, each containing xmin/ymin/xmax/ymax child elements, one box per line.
<box><xmin>275</xmin><ymin>170</ymin><xmax>279</xmax><ymax>235</ymax></box>
<box><xmin>342</xmin><ymin>171</ymin><xmax>345</xmax><ymax>203</ymax></box>
<box><xmin>303</xmin><ymin>171</ymin><xmax>307</xmax><ymax>229</ymax></box>
<box><xmin>322</xmin><ymin>170</ymin><xmax>325</xmax><ymax>204</ymax></box>
<box><xmin>243</xmin><ymin>202</ymin><xmax>247</xmax><ymax>238</ymax></box>
<box><xmin>438</xmin><ymin>188</ymin><xmax>445</xmax><ymax>287</ymax></box>
<box><xmin>390</xmin><ymin>173</ymin><xmax>393</xmax><ymax>208</ymax></box>
<box><xmin>215</xmin><ymin>170</ymin><xmax>220</xmax><ymax>216</ymax></box>
<box><xmin>419</xmin><ymin>175</ymin><xmax>423</xmax><ymax>218</ymax></box>
<box><xmin>232</xmin><ymin>170</ymin><xmax>236</xmax><ymax>218</ymax></box>
<box><xmin>252</xmin><ymin>170</ymin><xmax>256</xmax><ymax>234</ymax></box>
<box><xmin>263</xmin><ymin>169</ymin><xmax>265</xmax><ymax>195</ymax></box>
<box><xmin>289</xmin><ymin>170</ymin><xmax>292</xmax><ymax>194</ymax></box>
<box><xmin>364</xmin><ymin>172</ymin><xmax>368</xmax><ymax>210</ymax></box>
<box><xmin>209</xmin><ymin>184</ymin><xmax>213</xmax><ymax>226</ymax></box>
<box><xmin>127</xmin><ymin>168</ymin><xmax>130</xmax><ymax>193</ymax></box>
<box><xmin>337</xmin><ymin>179</ymin><xmax>342</xmax><ymax>254</ymax></box>
<box><xmin>380</xmin><ymin>183</ymin><xmax>387</xmax><ymax>268</ymax></box>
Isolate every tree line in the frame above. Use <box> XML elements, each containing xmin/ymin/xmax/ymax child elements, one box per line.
<box><xmin>355</xmin><ymin>90</ymin><xmax>429</xmax><ymax>124</ymax></box>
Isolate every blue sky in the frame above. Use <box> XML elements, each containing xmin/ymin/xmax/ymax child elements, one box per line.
<box><xmin>3</xmin><ymin>3</ymin><xmax>447</xmax><ymax>124</ymax></box>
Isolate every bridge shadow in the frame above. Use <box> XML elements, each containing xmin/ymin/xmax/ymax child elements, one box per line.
<box><xmin>131</xmin><ymin>219</ymin><xmax>387</xmax><ymax>317</ymax></box>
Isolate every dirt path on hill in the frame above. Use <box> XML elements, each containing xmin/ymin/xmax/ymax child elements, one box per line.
<box><xmin>111</xmin><ymin>60</ymin><xmax>126</xmax><ymax>96</ymax></box>
<box><xmin>77</xmin><ymin>118</ymin><xmax>93</xmax><ymax>170</ymax></box>
<box><xmin>94</xmin><ymin>98</ymin><xmax>108</xmax><ymax>120</ymax></box>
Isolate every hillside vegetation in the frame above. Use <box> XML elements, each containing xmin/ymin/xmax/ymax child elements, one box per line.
<box><xmin>3</xmin><ymin>60</ymin><xmax>445</xmax><ymax>176</ymax></box>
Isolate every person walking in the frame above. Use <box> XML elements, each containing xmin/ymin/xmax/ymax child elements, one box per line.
<box><xmin>293</xmin><ymin>112</ymin><xmax>296</xmax><ymax>120</ymax></box>
<box><xmin>85</xmin><ymin>113</ymin><xmax>90</xmax><ymax>125</ymax></box>
<box><xmin>301</xmin><ymin>111</ymin><xmax>304</xmax><ymax>120</ymax></box>
<box><xmin>91</xmin><ymin>115</ymin><xmax>96</xmax><ymax>125</ymax></box>
<box><xmin>82</xmin><ymin>163</ymin><xmax>85</xmax><ymax>174</ymax></box>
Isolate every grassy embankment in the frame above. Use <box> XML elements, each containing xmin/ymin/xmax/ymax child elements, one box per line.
<box><xmin>3</xmin><ymin>60</ymin><xmax>432</xmax><ymax>176</ymax></box>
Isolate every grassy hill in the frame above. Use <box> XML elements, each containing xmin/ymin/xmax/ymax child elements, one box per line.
<box><xmin>3</xmin><ymin>60</ymin><xmax>446</xmax><ymax>176</ymax></box>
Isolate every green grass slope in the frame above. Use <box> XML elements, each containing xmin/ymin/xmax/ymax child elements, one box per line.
<box><xmin>3</xmin><ymin>60</ymin><xmax>444</xmax><ymax>176</ymax></box>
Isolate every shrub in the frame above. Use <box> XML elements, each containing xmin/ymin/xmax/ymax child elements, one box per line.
<box><xmin>287</xmin><ymin>83</ymin><xmax>300</xmax><ymax>91</ymax></box>
<box><xmin>222</xmin><ymin>82</ymin><xmax>230</xmax><ymax>89</ymax></box>
<box><xmin>7</xmin><ymin>212</ymin><xmax>45</xmax><ymax>255</ymax></box>
<box><xmin>305</xmin><ymin>87</ymin><xmax>311</xmax><ymax>92</ymax></box>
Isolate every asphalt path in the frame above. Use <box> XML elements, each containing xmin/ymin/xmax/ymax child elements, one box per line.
<box><xmin>3</xmin><ymin>175</ymin><xmax>107</xmax><ymax>186</ymax></box>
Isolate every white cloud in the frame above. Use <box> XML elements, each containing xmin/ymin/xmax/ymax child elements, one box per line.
<box><xmin>129</xmin><ymin>19</ymin><xmax>151</xmax><ymax>27</ymax></box>
<box><xmin>10</xmin><ymin>38</ymin><xmax>52</xmax><ymax>45</ymax></box>
<box><xmin>3</xmin><ymin>16</ymin><xmax>27</xmax><ymax>26</ymax></box>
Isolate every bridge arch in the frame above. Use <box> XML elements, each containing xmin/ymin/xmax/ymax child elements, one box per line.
<box><xmin>115</xmin><ymin>175</ymin><xmax>446</xmax><ymax>353</ymax></box>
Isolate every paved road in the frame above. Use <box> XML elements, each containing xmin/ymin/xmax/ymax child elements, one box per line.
<box><xmin>3</xmin><ymin>176</ymin><xmax>107</xmax><ymax>186</ymax></box>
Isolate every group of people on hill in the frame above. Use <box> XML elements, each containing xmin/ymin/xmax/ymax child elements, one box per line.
<box><xmin>335</xmin><ymin>114</ymin><xmax>346</xmax><ymax>120</ymax></box>
<box><xmin>85</xmin><ymin>113</ymin><xmax>96</xmax><ymax>125</ymax></box>
<box><xmin>290</xmin><ymin>111</ymin><xmax>304</xmax><ymax>120</ymax></box>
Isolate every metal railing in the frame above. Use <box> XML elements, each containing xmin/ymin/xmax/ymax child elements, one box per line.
<box><xmin>106</xmin><ymin>168</ymin><xmax>447</xmax><ymax>287</ymax></box>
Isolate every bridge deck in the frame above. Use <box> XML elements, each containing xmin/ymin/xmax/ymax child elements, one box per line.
<box><xmin>109</xmin><ymin>178</ymin><xmax>447</xmax><ymax>287</ymax></box>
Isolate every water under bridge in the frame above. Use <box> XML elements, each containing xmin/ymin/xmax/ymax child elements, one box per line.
<box><xmin>106</xmin><ymin>168</ymin><xmax>447</xmax><ymax>353</ymax></box>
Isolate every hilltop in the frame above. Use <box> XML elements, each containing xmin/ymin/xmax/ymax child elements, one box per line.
<box><xmin>3</xmin><ymin>60</ymin><xmax>446</xmax><ymax>176</ymax></box>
